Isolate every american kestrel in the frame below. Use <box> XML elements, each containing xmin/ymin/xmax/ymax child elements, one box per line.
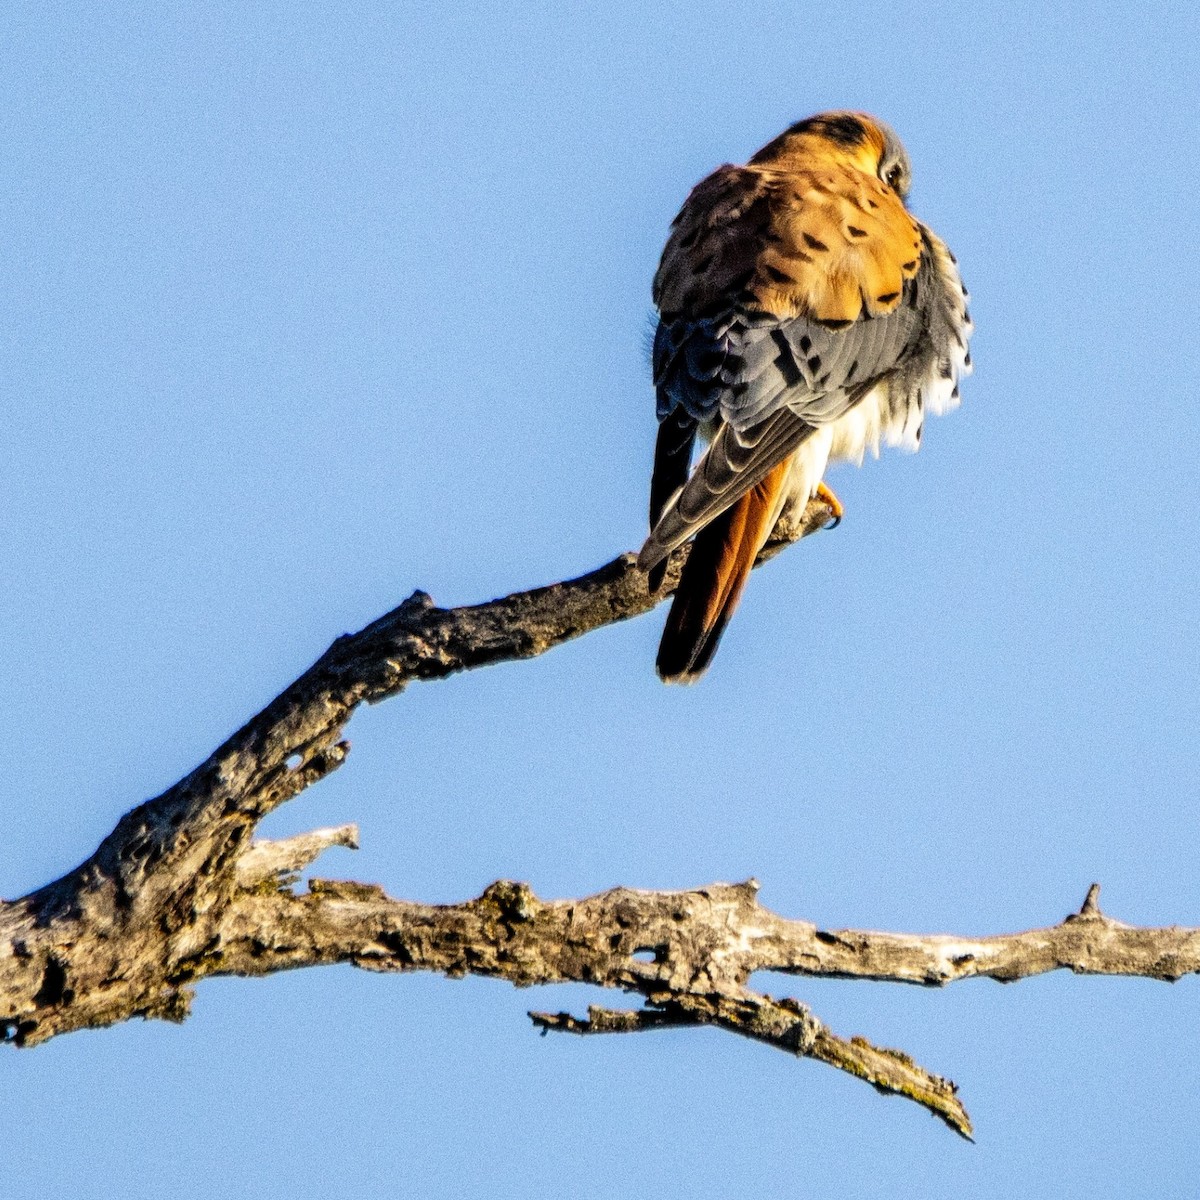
<box><xmin>639</xmin><ymin>111</ymin><xmax>972</xmax><ymax>682</ymax></box>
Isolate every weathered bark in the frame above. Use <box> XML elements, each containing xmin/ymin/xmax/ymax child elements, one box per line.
<box><xmin>2</xmin><ymin>499</ymin><xmax>1196</xmax><ymax>1140</ymax></box>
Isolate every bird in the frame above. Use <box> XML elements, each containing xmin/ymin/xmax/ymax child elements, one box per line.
<box><xmin>639</xmin><ymin>111</ymin><xmax>972</xmax><ymax>683</ymax></box>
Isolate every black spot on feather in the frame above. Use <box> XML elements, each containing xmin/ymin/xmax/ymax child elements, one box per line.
<box><xmin>770</xmin><ymin>330</ymin><xmax>803</xmax><ymax>387</ymax></box>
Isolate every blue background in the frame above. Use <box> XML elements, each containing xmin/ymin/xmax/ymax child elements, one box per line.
<box><xmin>4</xmin><ymin>3</ymin><xmax>1199</xmax><ymax>1196</ymax></box>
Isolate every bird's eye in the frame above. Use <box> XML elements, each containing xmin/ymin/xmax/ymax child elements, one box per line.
<box><xmin>886</xmin><ymin>164</ymin><xmax>903</xmax><ymax>190</ymax></box>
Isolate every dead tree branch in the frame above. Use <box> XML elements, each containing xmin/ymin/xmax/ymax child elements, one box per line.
<box><xmin>2</xmin><ymin>495</ymin><xmax>1195</xmax><ymax>1140</ymax></box>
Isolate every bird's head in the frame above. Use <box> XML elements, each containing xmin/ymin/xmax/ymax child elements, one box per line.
<box><xmin>749</xmin><ymin>111</ymin><xmax>912</xmax><ymax>199</ymax></box>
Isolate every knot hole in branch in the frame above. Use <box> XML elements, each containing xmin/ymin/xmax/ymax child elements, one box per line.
<box><xmin>631</xmin><ymin>945</ymin><xmax>669</xmax><ymax>965</ymax></box>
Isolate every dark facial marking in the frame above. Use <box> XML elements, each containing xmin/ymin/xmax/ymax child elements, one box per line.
<box><xmin>764</xmin><ymin>264</ymin><xmax>796</xmax><ymax>285</ymax></box>
<box><xmin>802</xmin><ymin>232</ymin><xmax>829</xmax><ymax>252</ymax></box>
<box><xmin>876</xmin><ymin>291</ymin><xmax>899</xmax><ymax>304</ymax></box>
<box><xmin>846</xmin><ymin>225</ymin><xmax>868</xmax><ymax>238</ymax></box>
<box><xmin>753</xmin><ymin>115</ymin><xmax>867</xmax><ymax>160</ymax></box>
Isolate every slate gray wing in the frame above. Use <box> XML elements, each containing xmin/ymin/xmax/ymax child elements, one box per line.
<box><xmin>640</xmin><ymin>284</ymin><xmax>923</xmax><ymax>571</ymax></box>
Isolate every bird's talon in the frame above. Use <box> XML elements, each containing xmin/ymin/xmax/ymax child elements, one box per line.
<box><xmin>815</xmin><ymin>482</ymin><xmax>844</xmax><ymax>530</ymax></box>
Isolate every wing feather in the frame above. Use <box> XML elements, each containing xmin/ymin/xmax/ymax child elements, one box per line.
<box><xmin>638</xmin><ymin>406</ymin><xmax>815</xmax><ymax>570</ymax></box>
<box><xmin>646</xmin><ymin>408</ymin><xmax>698</xmax><ymax>590</ymax></box>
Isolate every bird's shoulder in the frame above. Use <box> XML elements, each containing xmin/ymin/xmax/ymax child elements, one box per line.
<box><xmin>653</xmin><ymin>159</ymin><xmax>922</xmax><ymax>327</ymax></box>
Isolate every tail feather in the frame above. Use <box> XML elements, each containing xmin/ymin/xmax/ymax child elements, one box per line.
<box><xmin>656</xmin><ymin>460</ymin><xmax>791</xmax><ymax>683</ymax></box>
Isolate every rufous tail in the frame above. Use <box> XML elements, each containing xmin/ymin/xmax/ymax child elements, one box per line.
<box><xmin>655</xmin><ymin>460</ymin><xmax>790</xmax><ymax>683</ymax></box>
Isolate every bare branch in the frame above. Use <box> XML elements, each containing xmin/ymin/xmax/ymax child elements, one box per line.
<box><xmin>530</xmin><ymin>1004</ymin><xmax>696</xmax><ymax>1036</ymax></box>
<box><xmin>1</xmin><ymin>495</ymin><xmax>1194</xmax><ymax>1139</ymax></box>
<box><xmin>236</xmin><ymin>825</ymin><xmax>361</xmax><ymax>888</ymax></box>
<box><xmin>534</xmin><ymin>998</ymin><xmax>970</xmax><ymax>1138</ymax></box>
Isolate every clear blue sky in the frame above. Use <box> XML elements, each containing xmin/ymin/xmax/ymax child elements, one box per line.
<box><xmin>4</xmin><ymin>2</ymin><xmax>1199</xmax><ymax>1196</ymax></box>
